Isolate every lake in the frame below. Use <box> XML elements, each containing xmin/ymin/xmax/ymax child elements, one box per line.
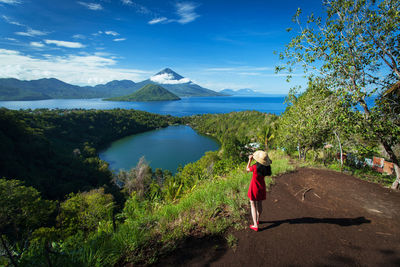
<box><xmin>99</xmin><ymin>125</ymin><xmax>220</xmax><ymax>173</ymax></box>
<box><xmin>0</xmin><ymin>96</ymin><xmax>287</xmax><ymax>116</ymax></box>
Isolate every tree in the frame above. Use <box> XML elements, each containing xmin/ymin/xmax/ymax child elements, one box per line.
<box><xmin>0</xmin><ymin>179</ymin><xmax>55</xmax><ymax>266</ymax></box>
<box><xmin>278</xmin><ymin>78</ymin><xmax>343</xmax><ymax>160</ymax></box>
<box><xmin>258</xmin><ymin>121</ymin><xmax>277</xmax><ymax>151</ymax></box>
<box><xmin>114</xmin><ymin>156</ymin><xmax>152</xmax><ymax>198</ymax></box>
<box><xmin>375</xmin><ymin>81</ymin><xmax>400</xmax><ymax>188</ymax></box>
<box><xmin>222</xmin><ymin>135</ymin><xmax>244</xmax><ymax>163</ymax></box>
<box><xmin>278</xmin><ymin>0</ymin><xmax>400</xmax><ymax>187</ymax></box>
<box><xmin>57</xmin><ymin>188</ymin><xmax>114</xmax><ymax>236</ymax></box>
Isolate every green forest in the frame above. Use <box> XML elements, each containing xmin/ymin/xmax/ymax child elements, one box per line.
<box><xmin>105</xmin><ymin>84</ymin><xmax>181</xmax><ymax>102</ymax></box>
<box><xmin>1</xmin><ymin>0</ymin><xmax>399</xmax><ymax>266</ymax></box>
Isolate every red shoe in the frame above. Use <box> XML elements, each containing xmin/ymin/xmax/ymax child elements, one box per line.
<box><xmin>249</xmin><ymin>225</ymin><xmax>258</xmax><ymax>232</ymax></box>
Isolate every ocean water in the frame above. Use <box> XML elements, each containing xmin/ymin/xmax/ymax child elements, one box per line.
<box><xmin>0</xmin><ymin>96</ymin><xmax>288</xmax><ymax>116</ymax></box>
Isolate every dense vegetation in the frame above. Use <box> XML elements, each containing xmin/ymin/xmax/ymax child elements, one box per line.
<box><xmin>276</xmin><ymin>0</ymin><xmax>400</xmax><ymax>188</ymax></box>
<box><xmin>185</xmin><ymin>111</ymin><xmax>279</xmax><ymax>162</ymax></box>
<box><xmin>105</xmin><ymin>84</ymin><xmax>181</xmax><ymax>102</ymax></box>
<box><xmin>0</xmin><ymin>108</ymin><xmax>179</xmax><ymax>199</ymax></box>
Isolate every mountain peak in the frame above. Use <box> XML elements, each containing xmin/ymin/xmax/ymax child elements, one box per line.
<box><xmin>155</xmin><ymin>68</ymin><xmax>184</xmax><ymax>80</ymax></box>
<box><xmin>150</xmin><ymin>68</ymin><xmax>191</xmax><ymax>85</ymax></box>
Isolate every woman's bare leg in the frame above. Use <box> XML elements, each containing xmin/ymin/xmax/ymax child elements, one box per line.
<box><xmin>250</xmin><ymin>200</ymin><xmax>258</xmax><ymax>227</ymax></box>
<box><xmin>256</xmin><ymin>201</ymin><xmax>263</xmax><ymax>222</ymax></box>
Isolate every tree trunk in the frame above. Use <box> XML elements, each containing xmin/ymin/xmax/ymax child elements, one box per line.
<box><xmin>379</xmin><ymin>139</ymin><xmax>400</xmax><ymax>190</ymax></box>
<box><xmin>312</xmin><ymin>147</ymin><xmax>318</xmax><ymax>161</ymax></box>
<box><xmin>334</xmin><ymin>131</ymin><xmax>343</xmax><ymax>169</ymax></box>
<box><xmin>298</xmin><ymin>142</ymin><xmax>301</xmax><ymax>160</ymax></box>
<box><xmin>304</xmin><ymin>148</ymin><xmax>309</xmax><ymax>161</ymax></box>
<box><xmin>391</xmin><ymin>164</ymin><xmax>400</xmax><ymax>190</ymax></box>
<box><xmin>44</xmin><ymin>245</ymin><xmax>53</xmax><ymax>267</ymax></box>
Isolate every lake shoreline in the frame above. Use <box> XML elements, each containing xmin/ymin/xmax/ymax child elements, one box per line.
<box><xmin>99</xmin><ymin>125</ymin><xmax>221</xmax><ymax>173</ymax></box>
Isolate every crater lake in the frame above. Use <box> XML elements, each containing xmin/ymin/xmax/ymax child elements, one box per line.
<box><xmin>99</xmin><ymin>125</ymin><xmax>220</xmax><ymax>173</ymax></box>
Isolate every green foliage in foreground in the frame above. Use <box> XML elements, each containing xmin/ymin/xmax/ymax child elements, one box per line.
<box><xmin>0</xmin><ymin>179</ymin><xmax>56</xmax><ymax>266</ymax></box>
<box><xmin>2</xmin><ymin>150</ymin><xmax>292</xmax><ymax>266</ymax></box>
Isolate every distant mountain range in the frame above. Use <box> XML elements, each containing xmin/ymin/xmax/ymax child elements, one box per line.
<box><xmin>0</xmin><ymin>68</ymin><xmax>225</xmax><ymax>101</ymax></box>
<box><xmin>106</xmin><ymin>84</ymin><xmax>180</xmax><ymax>102</ymax></box>
<box><xmin>220</xmin><ymin>88</ymin><xmax>267</xmax><ymax>96</ymax></box>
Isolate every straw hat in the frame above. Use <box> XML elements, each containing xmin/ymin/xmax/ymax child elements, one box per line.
<box><xmin>253</xmin><ymin>150</ymin><xmax>272</xmax><ymax>166</ymax></box>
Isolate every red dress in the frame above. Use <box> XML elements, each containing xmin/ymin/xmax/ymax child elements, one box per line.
<box><xmin>247</xmin><ymin>164</ymin><xmax>266</xmax><ymax>201</ymax></box>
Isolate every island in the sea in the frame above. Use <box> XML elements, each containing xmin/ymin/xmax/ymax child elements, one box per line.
<box><xmin>105</xmin><ymin>84</ymin><xmax>181</xmax><ymax>102</ymax></box>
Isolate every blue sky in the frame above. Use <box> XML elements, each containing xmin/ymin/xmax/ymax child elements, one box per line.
<box><xmin>0</xmin><ymin>0</ymin><xmax>324</xmax><ymax>93</ymax></box>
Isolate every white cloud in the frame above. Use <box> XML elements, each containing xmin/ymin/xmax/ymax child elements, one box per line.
<box><xmin>176</xmin><ymin>2</ymin><xmax>199</xmax><ymax>24</ymax></box>
<box><xmin>238</xmin><ymin>72</ymin><xmax>262</xmax><ymax>76</ymax></box>
<box><xmin>72</xmin><ymin>34</ymin><xmax>86</xmax><ymax>39</ymax></box>
<box><xmin>15</xmin><ymin>28</ymin><xmax>48</xmax><ymax>37</ymax></box>
<box><xmin>105</xmin><ymin>31</ymin><xmax>119</xmax><ymax>36</ymax></box>
<box><xmin>30</xmin><ymin>41</ymin><xmax>45</xmax><ymax>48</ymax></box>
<box><xmin>113</xmin><ymin>38</ymin><xmax>126</xmax><ymax>42</ymax></box>
<box><xmin>77</xmin><ymin>1</ymin><xmax>103</xmax><ymax>11</ymax></box>
<box><xmin>1</xmin><ymin>15</ymin><xmax>24</xmax><ymax>26</ymax></box>
<box><xmin>4</xmin><ymin>37</ymin><xmax>17</xmax><ymax>41</ymax></box>
<box><xmin>0</xmin><ymin>0</ymin><xmax>21</xmax><ymax>4</ymax></box>
<box><xmin>150</xmin><ymin>73</ymin><xmax>190</xmax><ymax>84</ymax></box>
<box><xmin>92</xmin><ymin>31</ymin><xmax>103</xmax><ymax>36</ymax></box>
<box><xmin>148</xmin><ymin>17</ymin><xmax>168</xmax><ymax>25</ymax></box>
<box><xmin>44</xmin><ymin>39</ymin><xmax>85</xmax><ymax>48</ymax></box>
<box><xmin>0</xmin><ymin>49</ymin><xmax>151</xmax><ymax>85</ymax></box>
<box><xmin>205</xmin><ymin>66</ymin><xmax>272</xmax><ymax>72</ymax></box>
<box><xmin>147</xmin><ymin>2</ymin><xmax>200</xmax><ymax>26</ymax></box>
<box><xmin>200</xmin><ymin>81</ymin><xmax>256</xmax><ymax>91</ymax></box>
<box><xmin>205</xmin><ymin>67</ymin><xmax>235</xmax><ymax>72</ymax></box>
<box><xmin>120</xmin><ymin>0</ymin><xmax>150</xmax><ymax>14</ymax></box>
<box><xmin>121</xmin><ymin>0</ymin><xmax>132</xmax><ymax>5</ymax></box>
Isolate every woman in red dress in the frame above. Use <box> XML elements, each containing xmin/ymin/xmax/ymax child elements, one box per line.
<box><xmin>246</xmin><ymin>150</ymin><xmax>272</xmax><ymax>231</ymax></box>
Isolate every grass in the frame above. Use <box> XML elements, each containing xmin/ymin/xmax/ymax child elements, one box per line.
<box><xmin>269</xmin><ymin>149</ymin><xmax>296</xmax><ymax>176</ymax></box>
<box><xmin>226</xmin><ymin>233</ymin><xmax>238</xmax><ymax>251</ymax></box>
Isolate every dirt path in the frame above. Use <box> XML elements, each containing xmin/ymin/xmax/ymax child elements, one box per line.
<box><xmin>155</xmin><ymin>168</ymin><xmax>400</xmax><ymax>266</ymax></box>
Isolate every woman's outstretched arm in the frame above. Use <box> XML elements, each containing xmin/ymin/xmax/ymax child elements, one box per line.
<box><xmin>246</xmin><ymin>154</ymin><xmax>253</xmax><ymax>172</ymax></box>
